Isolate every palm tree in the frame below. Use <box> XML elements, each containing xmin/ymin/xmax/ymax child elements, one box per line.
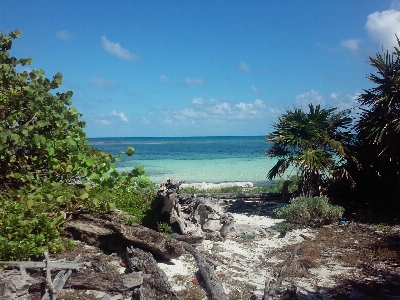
<box><xmin>354</xmin><ymin>36</ymin><xmax>400</xmax><ymax>204</ymax></box>
<box><xmin>356</xmin><ymin>36</ymin><xmax>400</xmax><ymax>164</ymax></box>
<box><xmin>266</xmin><ymin>104</ymin><xmax>352</xmax><ymax>197</ymax></box>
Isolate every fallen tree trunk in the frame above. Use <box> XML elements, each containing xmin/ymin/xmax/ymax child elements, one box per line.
<box><xmin>64</xmin><ymin>210</ymin><xmax>185</xmax><ymax>260</ymax></box>
<box><xmin>181</xmin><ymin>241</ymin><xmax>227</xmax><ymax>300</ymax></box>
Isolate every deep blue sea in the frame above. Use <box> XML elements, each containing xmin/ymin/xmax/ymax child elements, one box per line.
<box><xmin>88</xmin><ymin>136</ymin><xmax>285</xmax><ymax>186</ymax></box>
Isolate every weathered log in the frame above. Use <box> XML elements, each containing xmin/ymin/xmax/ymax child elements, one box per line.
<box><xmin>126</xmin><ymin>246</ymin><xmax>179</xmax><ymax>300</ymax></box>
<box><xmin>181</xmin><ymin>241</ymin><xmax>227</xmax><ymax>300</ymax></box>
<box><xmin>64</xmin><ymin>210</ymin><xmax>185</xmax><ymax>260</ymax></box>
<box><xmin>42</xmin><ymin>254</ymin><xmax>82</xmax><ymax>300</ymax></box>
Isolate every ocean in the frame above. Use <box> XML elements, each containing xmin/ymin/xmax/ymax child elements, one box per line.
<box><xmin>88</xmin><ymin>136</ymin><xmax>285</xmax><ymax>186</ymax></box>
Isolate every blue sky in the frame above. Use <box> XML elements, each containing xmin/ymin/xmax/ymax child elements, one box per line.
<box><xmin>1</xmin><ymin>0</ymin><xmax>400</xmax><ymax>137</ymax></box>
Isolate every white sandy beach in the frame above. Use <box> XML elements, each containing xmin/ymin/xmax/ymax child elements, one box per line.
<box><xmin>154</xmin><ymin>183</ymin><xmax>356</xmax><ymax>299</ymax></box>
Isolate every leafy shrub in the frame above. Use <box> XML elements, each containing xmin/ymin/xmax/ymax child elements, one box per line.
<box><xmin>0</xmin><ymin>179</ymin><xmax>156</xmax><ymax>261</ymax></box>
<box><xmin>0</xmin><ymin>29</ymin><xmax>157</xmax><ymax>261</ymax></box>
<box><xmin>94</xmin><ymin>185</ymin><xmax>155</xmax><ymax>224</ymax></box>
<box><xmin>252</xmin><ymin>176</ymin><xmax>299</xmax><ymax>194</ymax></box>
<box><xmin>274</xmin><ymin>196</ymin><xmax>344</xmax><ymax>231</ymax></box>
<box><xmin>0</xmin><ymin>186</ymin><xmax>74</xmax><ymax>260</ymax></box>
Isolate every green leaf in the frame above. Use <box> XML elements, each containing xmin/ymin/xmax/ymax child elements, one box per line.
<box><xmin>79</xmin><ymin>192</ymin><xmax>89</xmax><ymax>199</ymax></box>
<box><xmin>26</xmin><ymin>200</ymin><xmax>34</xmax><ymax>210</ymax></box>
<box><xmin>85</xmin><ymin>157</ymin><xmax>94</xmax><ymax>167</ymax></box>
<box><xmin>36</xmin><ymin>120</ymin><xmax>46</xmax><ymax>127</ymax></box>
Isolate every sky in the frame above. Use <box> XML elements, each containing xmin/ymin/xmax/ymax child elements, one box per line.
<box><xmin>1</xmin><ymin>0</ymin><xmax>400</xmax><ymax>137</ymax></box>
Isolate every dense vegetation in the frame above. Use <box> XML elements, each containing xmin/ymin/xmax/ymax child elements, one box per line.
<box><xmin>267</xmin><ymin>35</ymin><xmax>400</xmax><ymax>215</ymax></box>
<box><xmin>266</xmin><ymin>104</ymin><xmax>352</xmax><ymax>198</ymax></box>
<box><xmin>0</xmin><ymin>30</ymin><xmax>155</xmax><ymax>260</ymax></box>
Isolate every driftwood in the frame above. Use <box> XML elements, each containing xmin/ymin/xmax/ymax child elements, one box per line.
<box><xmin>64</xmin><ymin>210</ymin><xmax>185</xmax><ymax>260</ymax></box>
<box><xmin>181</xmin><ymin>241</ymin><xmax>227</xmax><ymax>300</ymax></box>
<box><xmin>0</xmin><ymin>253</ymin><xmax>83</xmax><ymax>300</ymax></box>
<box><xmin>0</xmin><ymin>266</ymin><xmax>43</xmax><ymax>299</ymax></box>
<box><xmin>126</xmin><ymin>246</ymin><xmax>178</xmax><ymax>300</ymax></box>
<box><xmin>0</xmin><ymin>261</ymin><xmax>88</xmax><ymax>269</ymax></box>
<box><xmin>263</xmin><ymin>243</ymin><xmax>301</xmax><ymax>300</ymax></box>
<box><xmin>156</xmin><ymin>178</ymin><xmax>235</xmax><ymax>239</ymax></box>
<box><xmin>42</xmin><ymin>254</ymin><xmax>82</xmax><ymax>300</ymax></box>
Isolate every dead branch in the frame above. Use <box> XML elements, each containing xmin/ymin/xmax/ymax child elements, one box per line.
<box><xmin>181</xmin><ymin>241</ymin><xmax>227</xmax><ymax>300</ymax></box>
<box><xmin>42</xmin><ymin>254</ymin><xmax>82</xmax><ymax>300</ymax></box>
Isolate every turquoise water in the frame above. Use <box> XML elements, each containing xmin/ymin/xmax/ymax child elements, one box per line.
<box><xmin>88</xmin><ymin>136</ymin><xmax>291</xmax><ymax>186</ymax></box>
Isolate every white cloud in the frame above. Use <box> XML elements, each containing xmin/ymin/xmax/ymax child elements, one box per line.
<box><xmin>250</xmin><ymin>85</ymin><xmax>259</xmax><ymax>94</ymax></box>
<box><xmin>89</xmin><ymin>76</ymin><xmax>120</xmax><ymax>89</ymax></box>
<box><xmin>212</xmin><ymin>102</ymin><xmax>231</xmax><ymax>115</ymax></box>
<box><xmin>295</xmin><ymin>89</ymin><xmax>324</xmax><ymax>107</ymax></box>
<box><xmin>56</xmin><ymin>30</ymin><xmax>75</xmax><ymax>40</ymax></box>
<box><xmin>101</xmin><ymin>36</ymin><xmax>141</xmax><ymax>62</ymax></box>
<box><xmin>254</xmin><ymin>99</ymin><xmax>266</xmax><ymax>108</ymax></box>
<box><xmin>110</xmin><ymin>110</ymin><xmax>129</xmax><ymax>122</ymax></box>
<box><xmin>239</xmin><ymin>61</ymin><xmax>251</xmax><ymax>72</ymax></box>
<box><xmin>159</xmin><ymin>75</ymin><xmax>177</xmax><ymax>86</ymax></box>
<box><xmin>330</xmin><ymin>93</ymin><xmax>338</xmax><ymax>99</ymax></box>
<box><xmin>236</xmin><ymin>99</ymin><xmax>266</xmax><ymax>117</ymax></box>
<box><xmin>326</xmin><ymin>91</ymin><xmax>360</xmax><ymax>114</ymax></box>
<box><xmin>340</xmin><ymin>39</ymin><xmax>361</xmax><ymax>51</ymax></box>
<box><xmin>100</xmin><ymin>120</ymin><xmax>111</xmax><ymax>125</ymax></box>
<box><xmin>185</xmin><ymin>77</ymin><xmax>206</xmax><ymax>86</ymax></box>
<box><xmin>159</xmin><ymin>98</ymin><xmax>276</xmax><ymax>127</ymax></box>
<box><xmin>192</xmin><ymin>97</ymin><xmax>204</xmax><ymax>104</ymax></box>
<box><xmin>365</xmin><ymin>9</ymin><xmax>400</xmax><ymax>49</ymax></box>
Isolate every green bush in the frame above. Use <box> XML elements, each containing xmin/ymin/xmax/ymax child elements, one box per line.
<box><xmin>0</xmin><ymin>180</ymin><xmax>156</xmax><ymax>261</ymax></box>
<box><xmin>274</xmin><ymin>196</ymin><xmax>344</xmax><ymax>231</ymax></box>
<box><xmin>0</xmin><ymin>186</ymin><xmax>74</xmax><ymax>260</ymax></box>
<box><xmin>0</xmin><ymin>30</ymin><xmax>157</xmax><ymax>260</ymax></box>
<box><xmin>252</xmin><ymin>176</ymin><xmax>299</xmax><ymax>194</ymax></box>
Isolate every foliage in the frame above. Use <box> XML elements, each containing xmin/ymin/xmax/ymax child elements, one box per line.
<box><xmin>0</xmin><ymin>183</ymin><xmax>76</xmax><ymax>261</ymax></box>
<box><xmin>351</xmin><ymin>36</ymin><xmax>400</xmax><ymax>207</ymax></box>
<box><xmin>0</xmin><ymin>30</ymin><xmax>156</xmax><ymax>260</ymax></box>
<box><xmin>157</xmin><ymin>222</ymin><xmax>172</xmax><ymax>234</ymax></box>
<box><xmin>266</xmin><ymin>104</ymin><xmax>353</xmax><ymax>197</ymax></box>
<box><xmin>180</xmin><ymin>185</ymin><xmax>244</xmax><ymax>194</ymax></box>
<box><xmin>0</xmin><ymin>178</ymin><xmax>156</xmax><ymax>261</ymax></box>
<box><xmin>356</xmin><ymin>36</ymin><xmax>400</xmax><ymax>164</ymax></box>
<box><xmin>274</xmin><ymin>196</ymin><xmax>344</xmax><ymax>232</ymax></box>
<box><xmin>253</xmin><ymin>176</ymin><xmax>300</xmax><ymax>194</ymax></box>
<box><xmin>94</xmin><ymin>184</ymin><xmax>155</xmax><ymax>224</ymax></box>
<box><xmin>180</xmin><ymin>177</ymin><xmax>300</xmax><ymax>194</ymax></box>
